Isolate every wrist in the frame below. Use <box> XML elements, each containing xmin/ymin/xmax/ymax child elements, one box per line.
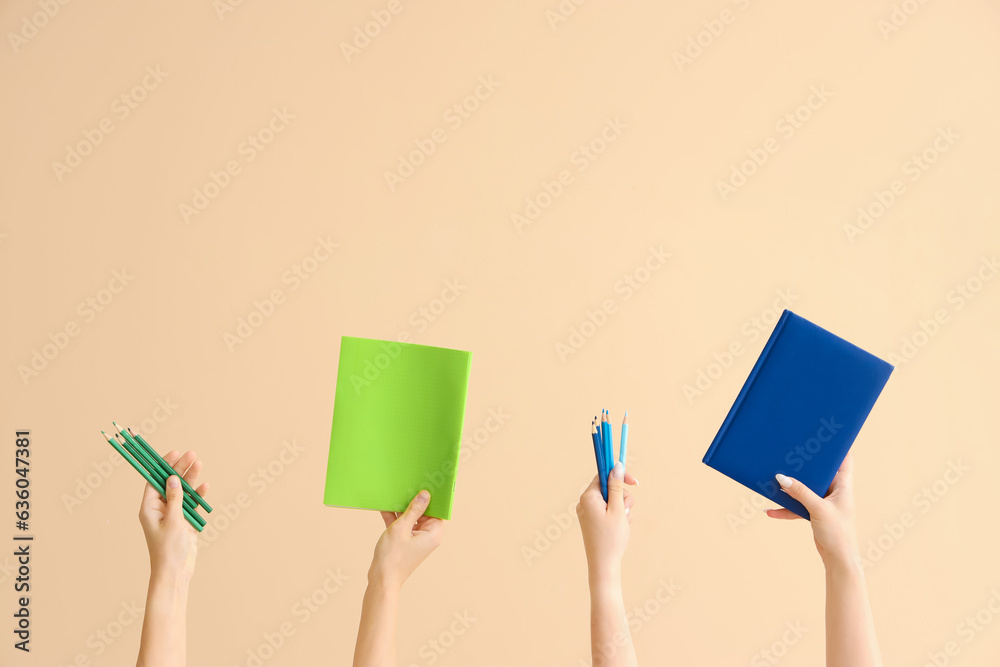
<box><xmin>366</xmin><ymin>568</ymin><xmax>403</xmax><ymax>597</ymax></box>
<box><xmin>150</xmin><ymin>566</ymin><xmax>193</xmax><ymax>591</ymax></box>
<box><xmin>823</xmin><ymin>550</ymin><xmax>865</xmax><ymax>580</ymax></box>
<box><xmin>588</xmin><ymin>562</ymin><xmax>623</xmax><ymax>591</ymax></box>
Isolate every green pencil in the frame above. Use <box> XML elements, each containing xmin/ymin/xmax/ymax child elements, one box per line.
<box><xmin>114</xmin><ymin>423</ymin><xmax>213</xmax><ymax>514</ymax></box>
<box><xmin>114</xmin><ymin>434</ymin><xmax>204</xmax><ymax>525</ymax></box>
<box><xmin>113</xmin><ymin>433</ymin><xmax>200</xmax><ymax>515</ymax></box>
<box><xmin>102</xmin><ymin>432</ymin><xmax>204</xmax><ymax>532</ymax></box>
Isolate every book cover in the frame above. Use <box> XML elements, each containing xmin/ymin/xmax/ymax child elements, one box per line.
<box><xmin>703</xmin><ymin>310</ymin><xmax>893</xmax><ymax>519</ymax></box>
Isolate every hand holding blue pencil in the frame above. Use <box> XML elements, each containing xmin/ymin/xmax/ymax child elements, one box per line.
<box><xmin>591</xmin><ymin>409</ymin><xmax>629</xmax><ymax>502</ymax></box>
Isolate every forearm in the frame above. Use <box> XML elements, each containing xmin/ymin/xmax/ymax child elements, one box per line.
<box><xmin>588</xmin><ymin>569</ymin><xmax>638</xmax><ymax>667</ymax></box>
<box><xmin>137</xmin><ymin>571</ymin><xmax>190</xmax><ymax>667</ymax></box>
<box><xmin>825</xmin><ymin>557</ymin><xmax>882</xmax><ymax>667</ymax></box>
<box><xmin>353</xmin><ymin>579</ymin><xmax>400</xmax><ymax>667</ymax></box>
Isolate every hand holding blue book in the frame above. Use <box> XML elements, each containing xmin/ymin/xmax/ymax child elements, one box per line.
<box><xmin>702</xmin><ymin>310</ymin><xmax>893</xmax><ymax>519</ymax></box>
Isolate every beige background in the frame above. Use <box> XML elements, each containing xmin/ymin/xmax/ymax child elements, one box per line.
<box><xmin>2</xmin><ymin>1</ymin><xmax>999</xmax><ymax>665</ymax></box>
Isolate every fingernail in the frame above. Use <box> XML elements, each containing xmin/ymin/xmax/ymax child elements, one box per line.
<box><xmin>417</xmin><ymin>490</ymin><xmax>429</xmax><ymax>503</ymax></box>
<box><xmin>632</xmin><ymin>475</ymin><xmax>640</xmax><ymax>486</ymax></box>
<box><xmin>775</xmin><ymin>473</ymin><xmax>792</xmax><ymax>489</ymax></box>
<box><xmin>167</xmin><ymin>475</ymin><xmax>180</xmax><ymax>489</ymax></box>
<box><xmin>625</xmin><ymin>507</ymin><xmax>630</xmax><ymax>515</ymax></box>
<box><xmin>612</xmin><ymin>461</ymin><xmax>624</xmax><ymax>480</ymax></box>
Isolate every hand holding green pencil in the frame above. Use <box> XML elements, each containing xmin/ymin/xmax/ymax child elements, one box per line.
<box><xmin>101</xmin><ymin>423</ymin><xmax>212</xmax><ymax>532</ymax></box>
<box><xmin>137</xmin><ymin>449</ymin><xmax>211</xmax><ymax>580</ymax></box>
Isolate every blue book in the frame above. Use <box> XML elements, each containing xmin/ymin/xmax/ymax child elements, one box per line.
<box><xmin>702</xmin><ymin>310</ymin><xmax>893</xmax><ymax>519</ymax></box>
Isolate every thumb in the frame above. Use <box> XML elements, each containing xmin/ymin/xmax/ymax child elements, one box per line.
<box><xmin>775</xmin><ymin>473</ymin><xmax>824</xmax><ymax>516</ymax></box>
<box><xmin>164</xmin><ymin>475</ymin><xmax>185</xmax><ymax>523</ymax></box>
<box><xmin>606</xmin><ymin>461</ymin><xmax>625</xmax><ymax>513</ymax></box>
<box><xmin>398</xmin><ymin>490</ymin><xmax>430</xmax><ymax>528</ymax></box>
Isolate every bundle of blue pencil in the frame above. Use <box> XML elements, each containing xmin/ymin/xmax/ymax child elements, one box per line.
<box><xmin>591</xmin><ymin>409</ymin><xmax>628</xmax><ymax>502</ymax></box>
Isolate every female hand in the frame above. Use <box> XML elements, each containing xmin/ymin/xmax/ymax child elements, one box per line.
<box><xmin>137</xmin><ymin>450</ymin><xmax>210</xmax><ymax>582</ymax></box>
<box><xmin>576</xmin><ymin>462</ymin><xmax>639</xmax><ymax>580</ymax></box>
<box><xmin>368</xmin><ymin>490</ymin><xmax>444</xmax><ymax>590</ymax></box>
<box><xmin>767</xmin><ymin>450</ymin><xmax>859</xmax><ymax>568</ymax></box>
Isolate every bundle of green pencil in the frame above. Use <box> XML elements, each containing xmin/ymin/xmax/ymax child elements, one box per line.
<box><xmin>101</xmin><ymin>423</ymin><xmax>212</xmax><ymax>531</ymax></box>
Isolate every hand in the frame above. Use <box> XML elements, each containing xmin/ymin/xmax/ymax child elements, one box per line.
<box><xmin>138</xmin><ymin>450</ymin><xmax>210</xmax><ymax>582</ymax></box>
<box><xmin>766</xmin><ymin>450</ymin><xmax>859</xmax><ymax>568</ymax></box>
<box><xmin>576</xmin><ymin>462</ymin><xmax>638</xmax><ymax>581</ymax></box>
<box><xmin>368</xmin><ymin>490</ymin><xmax>444</xmax><ymax>591</ymax></box>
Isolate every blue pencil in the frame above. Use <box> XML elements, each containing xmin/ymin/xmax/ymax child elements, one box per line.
<box><xmin>592</xmin><ymin>420</ymin><xmax>607</xmax><ymax>501</ymax></box>
<box><xmin>604</xmin><ymin>410</ymin><xmax>615</xmax><ymax>475</ymax></box>
<box><xmin>619</xmin><ymin>411</ymin><xmax>628</xmax><ymax>465</ymax></box>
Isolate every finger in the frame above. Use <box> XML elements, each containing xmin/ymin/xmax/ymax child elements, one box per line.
<box><xmin>141</xmin><ymin>477</ymin><xmax>163</xmax><ymax>506</ymax></box>
<box><xmin>774</xmin><ymin>474</ymin><xmax>824</xmax><ymax>516</ymax></box>
<box><xmin>162</xmin><ymin>450</ymin><xmax>182</xmax><ymax>467</ymax></box>
<box><xmin>414</xmin><ymin>517</ymin><xmax>444</xmax><ymax>547</ymax></box>
<box><xmin>181</xmin><ymin>459</ymin><xmax>203</xmax><ymax>487</ymax></box>
<box><xmin>164</xmin><ymin>475</ymin><xmax>185</xmax><ymax>523</ymax></box>
<box><xmin>194</xmin><ymin>481</ymin><xmax>210</xmax><ymax>499</ymax></box>
<box><xmin>168</xmin><ymin>450</ymin><xmax>198</xmax><ymax>479</ymax></box>
<box><xmin>624</xmin><ymin>471</ymin><xmax>639</xmax><ymax>486</ymax></box>
<box><xmin>397</xmin><ymin>490</ymin><xmax>430</xmax><ymax>529</ymax></box>
<box><xmin>606</xmin><ymin>461</ymin><xmax>626</xmax><ymax>514</ymax></box>
<box><xmin>579</xmin><ymin>475</ymin><xmax>602</xmax><ymax>505</ymax></box>
<box><xmin>380</xmin><ymin>511</ymin><xmax>397</xmax><ymax>529</ymax></box>
<box><xmin>765</xmin><ymin>508</ymin><xmax>804</xmax><ymax>520</ymax></box>
<box><xmin>829</xmin><ymin>451</ymin><xmax>855</xmax><ymax>493</ymax></box>
<box><xmin>624</xmin><ymin>494</ymin><xmax>636</xmax><ymax>510</ymax></box>
<box><xmin>626</xmin><ymin>508</ymin><xmax>634</xmax><ymax>524</ymax></box>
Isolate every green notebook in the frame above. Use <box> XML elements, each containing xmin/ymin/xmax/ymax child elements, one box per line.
<box><xmin>323</xmin><ymin>336</ymin><xmax>473</xmax><ymax>520</ymax></box>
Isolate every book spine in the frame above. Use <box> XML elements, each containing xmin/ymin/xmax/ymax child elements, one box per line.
<box><xmin>703</xmin><ymin>309</ymin><xmax>792</xmax><ymax>464</ymax></box>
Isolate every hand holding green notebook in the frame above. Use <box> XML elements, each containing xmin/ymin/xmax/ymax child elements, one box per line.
<box><xmin>323</xmin><ymin>336</ymin><xmax>472</xmax><ymax>519</ymax></box>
